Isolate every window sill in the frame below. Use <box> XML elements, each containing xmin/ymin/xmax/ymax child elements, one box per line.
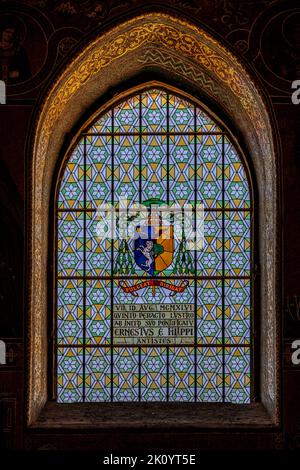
<box><xmin>30</xmin><ymin>402</ymin><xmax>275</xmax><ymax>430</ymax></box>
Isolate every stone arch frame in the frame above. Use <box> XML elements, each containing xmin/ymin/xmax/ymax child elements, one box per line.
<box><xmin>27</xmin><ymin>13</ymin><xmax>280</xmax><ymax>426</ymax></box>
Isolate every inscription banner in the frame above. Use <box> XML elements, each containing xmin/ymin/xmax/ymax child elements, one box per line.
<box><xmin>113</xmin><ymin>304</ymin><xmax>194</xmax><ymax>345</ymax></box>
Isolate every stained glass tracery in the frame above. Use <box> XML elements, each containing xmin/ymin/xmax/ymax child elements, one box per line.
<box><xmin>56</xmin><ymin>88</ymin><xmax>252</xmax><ymax>404</ymax></box>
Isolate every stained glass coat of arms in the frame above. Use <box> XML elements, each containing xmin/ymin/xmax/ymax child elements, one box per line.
<box><xmin>55</xmin><ymin>88</ymin><xmax>252</xmax><ymax>404</ymax></box>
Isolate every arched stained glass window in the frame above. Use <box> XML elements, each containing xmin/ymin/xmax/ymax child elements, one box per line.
<box><xmin>55</xmin><ymin>87</ymin><xmax>252</xmax><ymax>404</ymax></box>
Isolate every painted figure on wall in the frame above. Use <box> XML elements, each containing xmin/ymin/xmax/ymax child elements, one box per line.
<box><xmin>0</xmin><ymin>16</ymin><xmax>31</xmax><ymax>84</ymax></box>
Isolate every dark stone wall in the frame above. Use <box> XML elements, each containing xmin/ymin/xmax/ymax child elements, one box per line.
<box><xmin>0</xmin><ymin>0</ymin><xmax>300</xmax><ymax>453</ymax></box>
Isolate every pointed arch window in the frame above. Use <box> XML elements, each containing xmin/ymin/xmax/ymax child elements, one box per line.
<box><xmin>54</xmin><ymin>86</ymin><xmax>253</xmax><ymax>404</ymax></box>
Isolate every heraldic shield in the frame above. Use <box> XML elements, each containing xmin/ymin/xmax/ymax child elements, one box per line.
<box><xmin>134</xmin><ymin>200</ymin><xmax>174</xmax><ymax>276</ymax></box>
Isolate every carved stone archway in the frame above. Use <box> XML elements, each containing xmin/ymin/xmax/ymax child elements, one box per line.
<box><xmin>28</xmin><ymin>13</ymin><xmax>280</xmax><ymax>426</ymax></box>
